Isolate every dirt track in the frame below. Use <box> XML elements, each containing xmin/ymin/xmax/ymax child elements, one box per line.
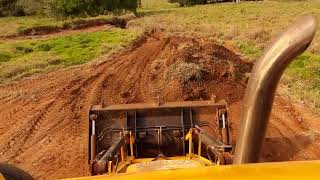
<box><xmin>0</xmin><ymin>32</ymin><xmax>320</xmax><ymax>179</ymax></box>
<box><xmin>0</xmin><ymin>25</ymin><xmax>114</xmax><ymax>41</ymax></box>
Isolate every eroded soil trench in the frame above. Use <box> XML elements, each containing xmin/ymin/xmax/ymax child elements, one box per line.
<box><xmin>0</xmin><ymin>16</ymin><xmax>131</xmax><ymax>41</ymax></box>
<box><xmin>0</xmin><ymin>32</ymin><xmax>320</xmax><ymax>179</ymax></box>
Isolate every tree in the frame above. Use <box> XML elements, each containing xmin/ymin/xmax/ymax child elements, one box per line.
<box><xmin>0</xmin><ymin>0</ymin><xmax>25</xmax><ymax>16</ymax></box>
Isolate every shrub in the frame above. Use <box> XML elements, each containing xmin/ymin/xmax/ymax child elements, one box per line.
<box><xmin>100</xmin><ymin>0</ymin><xmax>138</xmax><ymax>13</ymax></box>
<box><xmin>43</xmin><ymin>0</ymin><xmax>138</xmax><ymax>18</ymax></box>
<box><xmin>36</xmin><ymin>44</ymin><xmax>52</xmax><ymax>51</ymax></box>
<box><xmin>17</xmin><ymin>0</ymin><xmax>43</xmax><ymax>15</ymax></box>
<box><xmin>0</xmin><ymin>0</ymin><xmax>25</xmax><ymax>16</ymax></box>
<box><xmin>0</xmin><ymin>53</ymin><xmax>12</xmax><ymax>62</ymax></box>
<box><xmin>168</xmin><ymin>0</ymin><xmax>208</xmax><ymax>7</ymax></box>
<box><xmin>42</xmin><ymin>0</ymin><xmax>91</xmax><ymax>18</ymax></box>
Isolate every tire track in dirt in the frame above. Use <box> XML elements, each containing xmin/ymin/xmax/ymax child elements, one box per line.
<box><xmin>2</xmin><ymin>101</ymin><xmax>55</xmax><ymax>161</ymax></box>
<box><xmin>0</xmin><ymin>32</ymin><xmax>319</xmax><ymax>179</ymax></box>
<box><xmin>260</xmin><ymin>97</ymin><xmax>320</xmax><ymax>162</ymax></box>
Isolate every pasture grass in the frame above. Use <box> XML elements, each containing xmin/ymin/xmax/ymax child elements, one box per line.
<box><xmin>0</xmin><ymin>28</ymin><xmax>140</xmax><ymax>83</ymax></box>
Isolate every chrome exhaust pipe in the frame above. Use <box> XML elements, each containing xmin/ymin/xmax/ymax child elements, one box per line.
<box><xmin>234</xmin><ymin>15</ymin><xmax>317</xmax><ymax>164</ymax></box>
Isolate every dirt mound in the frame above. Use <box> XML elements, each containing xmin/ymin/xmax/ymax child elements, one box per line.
<box><xmin>101</xmin><ymin>31</ymin><xmax>252</xmax><ymax>105</ymax></box>
<box><xmin>0</xmin><ymin>32</ymin><xmax>319</xmax><ymax>179</ymax></box>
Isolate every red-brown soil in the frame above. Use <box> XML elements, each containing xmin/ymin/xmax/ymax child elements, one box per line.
<box><xmin>0</xmin><ymin>32</ymin><xmax>319</xmax><ymax>179</ymax></box>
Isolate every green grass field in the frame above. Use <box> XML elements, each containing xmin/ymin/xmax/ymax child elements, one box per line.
<box><xmin>0</xmin><ymin>29</ymin><xmax>140</xmax><ymax>83</ymax></box>
<box><xmin>0</xmin><ymin>0</ymin><xmax>319</xmax><ymax>109</ymax></box>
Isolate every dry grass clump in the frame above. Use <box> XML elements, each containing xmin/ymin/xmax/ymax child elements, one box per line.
<box><xmin>164</xmin><ymin>60</ymin><xmax>203</xmax><ymax>83</ymax></box>
<box><xmin>247</xmin><ymin>28</ymin><xmax>271</xmax><ymax>45</ymax></box>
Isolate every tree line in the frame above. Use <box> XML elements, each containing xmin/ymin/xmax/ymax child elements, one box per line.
<box><xmin>0</xmin><ymin>0</ymin><xmax>139</xmax><ymax>18</ymax></box>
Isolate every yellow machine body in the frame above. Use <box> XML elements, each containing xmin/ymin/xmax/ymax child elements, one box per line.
<box><xmin>66</xmin><ymin>160</ymin><xmax>320</xmax><ymax>180</ymax></box>
<box><xmin>125</xmin><ymin>155</ymin><xmax>212</xmax><ymax>173</ymax></box>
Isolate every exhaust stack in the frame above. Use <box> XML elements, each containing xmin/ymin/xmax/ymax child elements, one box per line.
<box><xmin>234</xmin><ymin>15</ymin><xmax>317</xmax><ymax>164</ymax></box>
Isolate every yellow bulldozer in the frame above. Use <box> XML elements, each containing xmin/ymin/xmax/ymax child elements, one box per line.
<box><xmin>0</xmin><ymin>15</ymin><xmax>319</xmax><ymax>180</ymax></box>
<box><xmin>80</xmin><ymin>14</ymin><xmax>319</xmax><ymax>180</ymax></box>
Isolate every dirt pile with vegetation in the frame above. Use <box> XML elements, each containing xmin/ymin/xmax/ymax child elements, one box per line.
<box><xmin>0</xmin><ymin>32</ymin><xmax>319</xmax><ymax>179</ymax></box>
